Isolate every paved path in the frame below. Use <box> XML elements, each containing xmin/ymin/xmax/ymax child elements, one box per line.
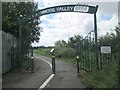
<box><xmin>3</xmin><ymin>54</ymin><xmax>85</xmax><ymax>89</ymax></box>
<box><xmin>2</xmin><ymin>54</ymin><xmax>51</xmax><ymax>89</ymax></box>
<box><xmin>37</xmin><ymin>55</ymin><xmax>85</xmax><ymax>89</ymax></box>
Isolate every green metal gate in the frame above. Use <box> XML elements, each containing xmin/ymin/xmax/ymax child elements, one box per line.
<box><xmin>77</xmin><ymin>30</ymin><xmax>119</xmax><ymax>73</ymax></box>
<box><xmin>77</xmin><ymin>30</ymin><xmax>96</xmax><ymax>72</ymax></box>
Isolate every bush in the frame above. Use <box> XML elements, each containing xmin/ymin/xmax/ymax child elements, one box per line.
<box><xmin>55</xmin><ymin>47</ymin><xmax>76</xmax><ymax>59</ymax></box>
<box><xmin>83</xmin><ymin>60</ymin><xmax>118</xmax><ymax>88</ymax></box>
<box><xmin>33</xmin><ymin>48</ymin><xmax>51</xmax><ymax>57</ymax></box>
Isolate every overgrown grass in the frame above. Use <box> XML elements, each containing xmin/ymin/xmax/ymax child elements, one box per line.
<box><xmin>33</xmin><ymin>48</ymin><xmax>51</xmax><ymax>57</ymax></box>
<box><xmin>55</xmin><ymin>47</ymin><xmax>77</xmax><ymax>64</ymax></box>
<box><xmin>82</xmin><ymin>60</ymin><xmax>118</xmax><ymax>88</ymax></box>
<box><xmin>55</xmin><ymin>47</ymin><xmax>76</xmax><ymax>58</ymax></box>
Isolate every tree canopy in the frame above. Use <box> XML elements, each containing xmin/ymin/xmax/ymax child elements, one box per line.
<box><xmin>2</xmin><ymin>2</ymin><xmax>42</xmax><ymax>42</ymax></box>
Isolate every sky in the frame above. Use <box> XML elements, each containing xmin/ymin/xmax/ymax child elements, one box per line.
<box><xmin>32</xmin><ymin>0</ymin><xmax>118</xmax><ymax>47</ymax></box>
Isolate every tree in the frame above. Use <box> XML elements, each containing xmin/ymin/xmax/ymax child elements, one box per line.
<box><xmin>68</xmin><ymin>35</ymin><xmax>83</xmax><ymax>48</ymax></box>
<box><xmin>2</xmin><ymin>2</ymin><xmax>42</xmax><ymax>69</ymax></box>
<box><xmin>55</xmin><ymin>40</ymin><xmax>67</xmax><ymax>47</ymax></box>
<box><xmin>2</xmin><ymin>2</ymin><xmax>41</xmax><ymax>40</ymax></box>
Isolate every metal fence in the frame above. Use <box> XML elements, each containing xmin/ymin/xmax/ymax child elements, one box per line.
<box><xmin>2</xmin><ymin>31</ymin><xmax>17</xmax><ymax>73</ymax></box>
<box><xmin>77</xmin><ymin>30</ymin><xmax>118</xmax><ymax>72</ymax></box>
<box><xmin>77</xmin><ymin>30</ymin><xmax>96</xmax><ymax>72</ymax></box>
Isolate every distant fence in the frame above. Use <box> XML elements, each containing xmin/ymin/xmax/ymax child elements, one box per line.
<box><xmin>2</xmin><ymin>31</ymin><xmax>18</xmax><ymax>73</ymax></box>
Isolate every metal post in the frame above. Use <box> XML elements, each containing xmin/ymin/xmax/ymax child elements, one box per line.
<box><xmin>94</xmin><ymin>5</ymin><xmax>99</xmax><ymax>70</ymax></box>
<box><xmin>52</xmin><ymin>56</ymin><xmax>55</xmax><ymax>74</ymax></box>
<box><xmin>77</xmin><ymin>56</ymin><xmax>79</xmax><ymax>73</ymax></box>
<box><xmin>31</xmin><ymin>47</ymin><xmax>34</xmax><ymax>73</ymax></box>
<box><xmin>76</xmin><ymin>43</ymin><xmax>80</xmax><ymax>73</ymax></box>
<box><xmin>18</xmin><ymin>16</ymin><xmax>22</xmax><ymax>68</ymax></box>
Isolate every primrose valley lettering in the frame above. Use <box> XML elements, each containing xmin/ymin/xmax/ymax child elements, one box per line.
<box><xmin>40</xmin><ymin>6</ymin><xmax>74</xmax><ymax>15</ymax></box>
<box><xmin>40</xmin><ymin>6</ymin><xmax>89</xmax><ymax>15</ymax></box>
<box><xmin>56</xmin><ymin>6</ymin><xmax>74</xmax><ymax>12</ymax></box>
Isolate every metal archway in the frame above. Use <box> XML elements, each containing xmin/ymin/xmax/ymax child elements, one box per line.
<box><xmin>18</xmin><ymin>4</ymin><xmax>99</xmax><ymax>71</ymax></box>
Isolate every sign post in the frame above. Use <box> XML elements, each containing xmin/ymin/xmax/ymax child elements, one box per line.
<box><xmin>100</xmin><ymin>46</ymin><xmax>112</xmax><ymax>69</ymax></box>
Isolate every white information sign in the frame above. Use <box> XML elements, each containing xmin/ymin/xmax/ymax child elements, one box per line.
<box><xmin>101</xmin><ymin>46</ymin><xmax>111</xmax><ymax>54</ymax></box>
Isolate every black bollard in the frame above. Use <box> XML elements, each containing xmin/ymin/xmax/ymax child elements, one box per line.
<box><xmin>76</xmin><ymin>56</ymin><xmax>79</xmax><ymax>74</ymax></box>
<box><xmin>52</xmin><ymin>56</ymin><xmax>55</xmax><ymax>74</ymax></box>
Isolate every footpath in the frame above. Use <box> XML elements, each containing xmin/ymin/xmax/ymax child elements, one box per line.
<box><xmin>38</xmin><ymin>55</ymin><xmax>85</xmax><ymax>89</ymax></box>
<box><xmin>2</xmin><ymin>55</ymin><xmax>51</xmax><ymax>89</ymax></box>
<box><xmin>3</xmin><ymin>54</ymin><xmax>85</xmax><ymax>89</ymax></box>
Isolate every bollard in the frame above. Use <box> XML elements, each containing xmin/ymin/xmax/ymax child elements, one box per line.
<box><xmin>50</xmin><ymin>48</ymin><xmax>56</xmax><ymax>74</ymax></box>
<box><xmin>31</xmin><ymin>56</ymin><xmax>34</xmax><ymax>73</ymax></box>
<box><xmin>31</xmin><ymin>47</ymin><xmax>34</xmax><ymax>73</ymax></box>
<box><xmin>76</xmin><ymin>56</ymin><xmax>79</xmax><ymax>74</ymax></box>
<box><xmin>52</xmin><ymin>56</ymin><xmax>55</xmax><ymax>74</ymax></box>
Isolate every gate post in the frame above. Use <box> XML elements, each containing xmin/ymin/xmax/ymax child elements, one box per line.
<box><xmin>94</xmin><ymin>5</ymin><xmax>99</xmax><ymax>70</ymax></box>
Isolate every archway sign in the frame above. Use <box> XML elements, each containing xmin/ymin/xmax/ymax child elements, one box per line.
<box><xmin>20</xmin><ymin>4</ymin><xmax>98</xmax><ymax>23</ymax></box>
<box><xmin>18</xmin><ymin>4</ymin><xmax>99</xmax><ymax>70</ymax></box>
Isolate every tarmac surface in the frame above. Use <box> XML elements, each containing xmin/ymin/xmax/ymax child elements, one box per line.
<box><xmin>3</xmin><ymin>54</ymin><xmax>85</xmax><ymax>89</ymax></box>
<box><xmin>37</xmin><ymin>55</ymin><xmax>85</xmax><ymax>89</ymax></box>
<box><xmin>2</xmin><ymin>54</ymin><xmax>51</xmax><ymax>89</ymax></box>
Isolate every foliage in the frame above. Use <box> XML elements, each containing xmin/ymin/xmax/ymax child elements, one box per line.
<box><xmin>2</xmin><ymin>2</ymin><xmax>42</xmax><ymax>69</ymax></box>
<box><xmin>55</xmin><ymin>35</ymin><xmax>83</xmax><ymax>59</ymax></box>
<box><xmin>82</xmin><ymin>27</ymin><xmax>119</xmax><ymax>88</ymax></box>
<box><xmin>68</xmin><ymin>35</ymin><xmax>83</xmax><ymax>48</ymax></box>
<box><xmin>55</xmin><ymin>47</ymin><xmax>76</xmax><ymax>59</ymax></box>
<box><xmin>33</xmin><ymin>48</ymin><xmax>52</xmax><ymax>57</ymax></box>
<box><xmin>2</xmin><ymin>2</ymin><xmax>41</xmax><ymax>39</ymax></box>
<box><xmin>83</xmin><ymin>60</ymin><xmax>118</xmax><ymax>88</ymax></box>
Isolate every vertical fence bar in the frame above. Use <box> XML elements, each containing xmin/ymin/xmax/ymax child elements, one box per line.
<box><xmin>80</xmin><ymin>42</ymin><xmax>83</xmax><ymax>69</ymax></box>
<box><xmin>89</xmin><ymin>35</ymin><xmax>91</xmax><ymax>70</ymax></box>
<box><xmin>99</xmin><ymin>37</ymin><xmax>102</xmax><ymax>70</ymax></box>
<box><xmin>89</xmin><ymin>32</ymin><xmax>92</xmax><ymax>71</ymax></box>
<box><xmin>93</xmin><ymin>32</ymin><xmax>96</xmax><ymax>70</ymax></box>
<box><xmin>76</xmin><ymin>43</ymin><xmax>79</xmax><ymax>73</ymax></box>
<box><xmin>84</xmin><ymin>40</ymin><xmax>86</xmax><ymax>70</ymax></box>
<box><xmin>87</xmin><ymin>35</ymin><xmax>90</xmax><ymax>69</ymax></box>
<box><xmin>82</xmin><ymin>41</ymin><xmax>84</xmax><ymax>69</ymax></box>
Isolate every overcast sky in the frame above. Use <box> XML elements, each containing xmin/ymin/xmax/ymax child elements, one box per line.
<box><xmin>32</xmin><ymin>0</ymin><xmax>118</xmax><ymax>47</ymax></box>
